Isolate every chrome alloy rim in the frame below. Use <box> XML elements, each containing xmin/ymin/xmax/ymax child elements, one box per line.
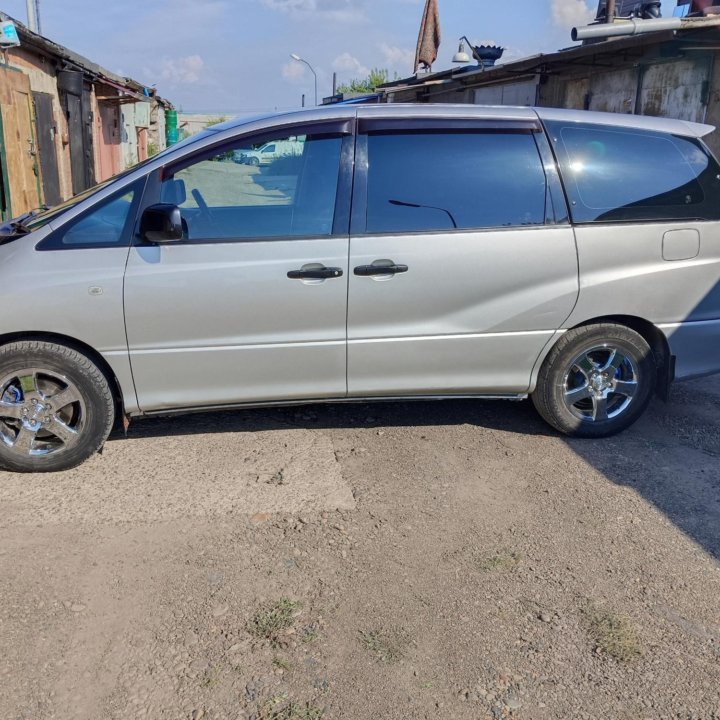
<box><xmin>0</xmin><ymin>368</ymin><xmax>85</xmax><ymax>457</ymax></box>
<box><xmin>562</xmin><ymin>345</ymin><xmax>639</xmax><ymax>423</ymax></box>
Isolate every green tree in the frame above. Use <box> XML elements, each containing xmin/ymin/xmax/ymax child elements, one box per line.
<box><xmin>337</xmin><ymin>68</ymin><xmax>391</xmax><ymax>95</ymax></box>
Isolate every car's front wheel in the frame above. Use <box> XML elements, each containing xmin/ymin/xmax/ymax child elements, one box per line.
<box><xmin>532</xmin><ymin>323</ymin><xmax>656</xmax><ymax>438</ymax></box>
<box><xmin>0</xmin><ymin>341</ymin><xmax>115</xmax><ymax>473</ymax></box>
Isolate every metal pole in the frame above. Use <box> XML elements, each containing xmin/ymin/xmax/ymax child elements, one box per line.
<box><xmin>299</xmin><ymin>59</ymin><xmax>317</xmax><ymax>105</ymax></box>
<box><xmin>25</xmin><ymin>0</ymin><xmax>38</xmax><ymax>32</ymax></box>
<box><xmin>332</xmin><ymin>72</ymin><xmax>337</xmax><ymax>96</ymax></box>
<box><xmin>302</xmin><ymin>94</ymin><xmax>305</xmax><ymax>108</ymax></box>
<box><xmin>34</xmin><ymin>0</ymin><xmax>41</xmax><ymax>34</ymax></box>
<box><xmin>290</xmin><ymin>54</ymin><xmax>318</xmax><ymax>106</ymax></box>
<box><xmin>606</xmin><ymin>0</ymin><xmax>616</xmax><ymax>22</ymax></box>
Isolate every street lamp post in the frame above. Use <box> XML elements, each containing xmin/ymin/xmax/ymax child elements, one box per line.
<box><xmin>291</xmin><ymin>53</ymin><xmax>317</xmax><ymax>106</ymax></box>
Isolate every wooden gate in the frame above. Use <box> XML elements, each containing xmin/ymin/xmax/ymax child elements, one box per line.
<box><xmin>58</xmin><ymin>70</ymin><xmax>95</xmax><ymax>195</ymax></box>
<box><xmin>32</xmin><ymin>91</ymin><xmax>62</xmax><ymax>207</ymax></box>
<box><xmin>0</xmin><ymin>65</ymin><xmax>41</xmax><ymax>218</ymax></box>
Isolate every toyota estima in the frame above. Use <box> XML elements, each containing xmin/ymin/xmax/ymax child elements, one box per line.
<box><xmin>1</xmin><ymin>104</ymin><xmax>719</xmax><ymax>472</ymax></box>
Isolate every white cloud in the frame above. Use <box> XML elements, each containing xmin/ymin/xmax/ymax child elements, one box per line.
<box><xmin>332</xmin><ymin>52</ymin><xmax>370</xmax><ymax>78</ymax></box>
<box><xmin>281</xmin><ymin>60</ymin><xmax>308</xmax><ymax>82</ymax></box>
<box><xmin>159</xmin><ymin>55</ymin><xmax>206</xmax><ymax>85</ymax></box>
<box><xmin>261</xmin><ymin>0</ymin><xmax>365</xmax><ymax>21</ymax></box>
<box><xmin>551</xmin><ymin>0</ymin><xmax>595</xmax><ymax>28</ymax></box>
<box><xmin>379</xmin><ymin>42</ymin><xmax>414</xmax><ymax>75</ymax></box>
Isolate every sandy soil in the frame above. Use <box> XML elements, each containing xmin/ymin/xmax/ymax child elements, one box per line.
<box><xmin>1</xmin><ymin>378</ymin><xmax>719</xmax><ymax>720</ymax></box>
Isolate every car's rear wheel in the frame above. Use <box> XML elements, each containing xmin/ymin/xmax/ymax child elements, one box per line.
<box><xmin>0</xmin><ymin>341</ymin><xmax>115</xmax><ymax>473</ymax></box>
<box><xmin>532</xmin><ymin>323</ymin><xmax>656</xmax><ymax>438</ymax></box>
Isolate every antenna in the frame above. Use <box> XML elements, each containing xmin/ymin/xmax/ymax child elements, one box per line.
<box><xmin>35</xmin><ymin>0</ymin><xmax>42</xmax><ymax>34</ymax></box>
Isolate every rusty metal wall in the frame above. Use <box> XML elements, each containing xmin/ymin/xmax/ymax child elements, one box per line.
<box><xmin>473</xmin><ymin>79</ymin><xmax>539</xmax><ymax>106</ymax></box>
<box><xmin>556</xmin><ymin>56</ymin><xmax>712</xmax><ymax>125</ymax></box>
<box><xmin>638</xmin><ymin>57</ymin><xmax>711</xmax><ymax>122</ymax></box>
<box><xmin>588</xmin><ymin>67</ymin><xmax>638</xmax><ymax>113</ymax></box>
<box><xmin>560</xmin><ymin>77</ymin><xmax>589</xmax><ymax>110</ymax></box>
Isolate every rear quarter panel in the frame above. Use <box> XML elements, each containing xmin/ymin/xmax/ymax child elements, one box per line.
<box><xmin>563</xmin><ymin>222</ymin><xmax>720</xmax><ymax>380</ymax></box>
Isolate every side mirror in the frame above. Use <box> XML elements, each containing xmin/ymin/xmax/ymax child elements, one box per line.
<box><xmin>140</xmin><ymin>204</ymin><xmax>184</xmax><ymax>243</ymax></box>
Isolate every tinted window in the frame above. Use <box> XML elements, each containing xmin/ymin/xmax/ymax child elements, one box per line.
<box><xmin>161</xmin><ymin>132</ymin><xmax>343</xmax><ymax>241</ymax></box>
<box><xmin>364</xmin><ymin>131</ymin><xmax>547</xmax><ymax>233</ymax></box>
<box><xmin>38</xmin><ymin>181</ymin><xmax>141</xmax><ymax>250</ymax></box>
<box><xmin>547</xmin><ymin>122</ymin><xmax>720</xmax><ymax>223</ymax></box>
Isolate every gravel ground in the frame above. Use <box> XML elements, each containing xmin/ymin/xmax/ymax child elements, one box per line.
<box><xmin>1</xmin><ymin>377</ymin><xmax>719</xmax><ymax>720</ymax></box>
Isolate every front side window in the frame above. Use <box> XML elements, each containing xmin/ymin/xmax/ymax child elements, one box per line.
<box><xmin>38</xmin><ymin>181</ymin><xmax>142</xmax><ymax>250</ymax></box>
<box><xmin>547</xmin><ymin>121</ymin><xmax>720</xmax><ymax>223</ymax></box>
<box><xmin>160</xmin><ymin>132</ymin><xmax>344</xmax><ymax>241</ymax></box>
<box><xmin>363</xmin><ymin>130</ymin><xmax>548</xmax><ymax>234</ymax></box>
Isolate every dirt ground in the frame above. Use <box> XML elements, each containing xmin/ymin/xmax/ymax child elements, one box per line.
<box><xmin>1</xmin><ymin>377</ymin><xmax>719</xmax><ymax>720</ymax></box>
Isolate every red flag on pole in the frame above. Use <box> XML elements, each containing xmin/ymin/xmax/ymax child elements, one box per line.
<box><xmin>414</xmin><ymin>0</ymin><xmax>441</xmax><ymax>73</ymax></box>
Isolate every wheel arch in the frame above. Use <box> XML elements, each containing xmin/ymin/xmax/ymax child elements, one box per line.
<box><xmin>0</xmin><ymin>331</ymin><xmax>128</xmax><ymax>427</ymax></box>
<box><xmin>530</xmin><ymin>315</ymin><xmax>673</xmax><ymax>399</ymax></box>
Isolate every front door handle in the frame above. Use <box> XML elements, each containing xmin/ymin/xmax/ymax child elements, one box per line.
<box><xmin>287</xmin><ymin>266</ymin><xmax>344</xmax><ymax>280</ymax></box>
<box><xmin>354</xmin><ymin>264</ymin><xmax>409</xmax><ymax>276</ymax></box>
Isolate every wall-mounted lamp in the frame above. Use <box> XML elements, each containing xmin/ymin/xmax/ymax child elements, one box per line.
<box><xmin>452</xmin><ymin>36</ymin><xmax>505</xmax><ymax>71</ymax></box>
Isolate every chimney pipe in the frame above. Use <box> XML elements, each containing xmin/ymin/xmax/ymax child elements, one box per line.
<box><xmin>25</xmin><ymin>0</ymin><xmax>38</xmax><ymax>32</ymax></box>
<box><xmin>573</xmin><ymin>16</ymin><xmax>681</xmax><ymax>41</ymax></box>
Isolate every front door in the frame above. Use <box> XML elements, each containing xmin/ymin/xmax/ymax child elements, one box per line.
<box><xmin>347</xmin><ymin>117</ymin><xmax>579</xmax><ymax>396</ymax></box>
<box><xmin>124</xmin><ymin>121</ymin><xmax>353</xmax><ymax>412</ymax></box>
<box><xmin>0</xmin><ymin>66</ymin><xmax>41</xmax><ymax>217</ymax></box>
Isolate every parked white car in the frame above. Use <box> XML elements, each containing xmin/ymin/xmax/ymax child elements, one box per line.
<box><xmin>235</xmin><ymin>139</ymin><xmax>303</xmax><ymax>166</ymax></box>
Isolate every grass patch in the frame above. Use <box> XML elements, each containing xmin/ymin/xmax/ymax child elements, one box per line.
<box><xmin>272</xmin><ymin>656</ymin><xmax>293</xmax><ymax>672</ymax></box>
<box><xmin>259</xmin><ymin>695</ymin><xmax>324</xmax><ymax>720</ymax></box>
<box><xmin>248</xmin><ymin>598</ymin><xmax>301</xmax><ymax>645</ymax></box>
<box><xmin>477</xmin><ymin>551</ymin><xmax>522</xmax><ymax>572</ymax></box>
<box><xmin>584</xmin><ymin>604</ymin><xmax>642</xmax><ymax>662</ymax></box>
<box><xmin>359</xmin><ymin>627</ymin><xmax>410</xmax><ymax>664</ymax></box>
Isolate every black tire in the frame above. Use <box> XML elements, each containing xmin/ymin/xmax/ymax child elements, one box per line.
<box><xmin>248</xmin><ymin>156</ymin><xmax>260</xmax><ymax>166</ymax></box>
<box><xmin>531</xmin><ymin>323</ymin><xmax>656</xmax><ymax>438</ymax></box>
<box><xmin>0</xmin><ymin>341</ymin><xmax>115</xmax><ymax>473</ymax></box>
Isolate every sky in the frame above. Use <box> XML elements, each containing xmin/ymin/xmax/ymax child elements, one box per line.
<box><xmin>0</xmin><ymin>0</ymin><xmax>679</xmax><ymax>114</ymax></box>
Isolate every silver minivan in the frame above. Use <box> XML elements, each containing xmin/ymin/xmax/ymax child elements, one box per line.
<box><xmin>1</xmin><ymin>104</ymin><xmax>719</xmax><ymax>472</ymax></box>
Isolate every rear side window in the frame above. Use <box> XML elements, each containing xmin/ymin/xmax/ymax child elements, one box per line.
<box><xmin>547</xmin><ymin>121</ymin><xmax>720</xmax><ymax>223</ymax></box>
<box><xmin>363</xmin><ymin>131</ymin><xmax>547</xmax><ymax>233</ymax></box>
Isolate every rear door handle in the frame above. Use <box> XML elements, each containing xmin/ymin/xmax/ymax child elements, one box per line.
<box><xmin>287</xmin><ymin>266</ymin><xmax>344</xmax><ymax>280</ymax></box>
<box><xmin>354</xmin><ymin>264</ymin><xmax>408</xmax><ymax>276</ymax></box>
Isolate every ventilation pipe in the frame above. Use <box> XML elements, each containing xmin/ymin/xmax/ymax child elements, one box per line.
<box><xmin>572</xmin><ymin>16</ymin><xmax>682</xmax><ymax>41</ymax></box>
<box><xmin>25</xmin><ymin>0</ymin><xmax>38</xmax><ymax>32</ymax></box>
